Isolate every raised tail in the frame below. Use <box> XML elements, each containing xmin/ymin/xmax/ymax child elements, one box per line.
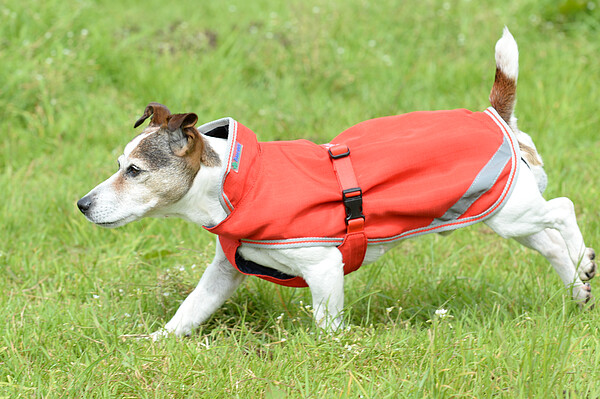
<box><xmin>489</xmin><ymin>27</ymin><xmax>519</xmax><ymax>132</ymax></box>
<box><xmin>490</xmin><ymin>27</ymin><xmax>546</xmax><ymax>192</ymax></box>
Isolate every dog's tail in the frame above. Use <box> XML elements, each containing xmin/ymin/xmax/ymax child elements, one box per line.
<box><xmin>489</xmin><ymin>27</ymin><xmax>519</xmax><ymax>132</ymax></box>
<box><xmin>490</xmin><ymin>27</ymin><xmax>547</xmax><ymax>193</ymax></box>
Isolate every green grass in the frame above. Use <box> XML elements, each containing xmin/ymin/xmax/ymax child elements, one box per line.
<box><xmin>1</xmin><ymin>0</ymin><xmax>599</xmax><ymax>397</ymax></box>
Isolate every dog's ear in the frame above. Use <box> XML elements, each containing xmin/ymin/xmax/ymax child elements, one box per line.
<box><xmin>165</xmin><ymin>113</ymin><xmax>220</xmax><ymax>167</ymax></box>
<box><xmin>166</xmin><ymin>113</ymin><xmax>200</xmax><ymax>157</ymax></box>
<box><xmin>133</xmin><ymin>102</ymin><xmax>171</xmax><ymax>128</ymax></box>
<box><xmin>167</xmin><ymin>113</ymin><xmax>198</xmax><ymax>131</ymax></box>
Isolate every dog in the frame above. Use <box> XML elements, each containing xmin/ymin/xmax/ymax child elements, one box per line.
<box><xmin>77</xmin><ymin>28</ymin><xmax>596</xmax><ymax>338</ymax></box>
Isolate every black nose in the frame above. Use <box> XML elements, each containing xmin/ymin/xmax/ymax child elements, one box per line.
<box><xmin>77</xmin><ymin>196</ymin><xmax>92</xmax><ymax>213</ymax></box>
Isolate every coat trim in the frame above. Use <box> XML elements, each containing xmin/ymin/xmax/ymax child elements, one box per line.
<box><xmin>196</xmin><ymin>117</ymin><xmax>238</xmax><ymax>216</ymax></box>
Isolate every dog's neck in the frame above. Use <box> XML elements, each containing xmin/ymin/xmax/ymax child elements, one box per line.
<box><xmin>152</xmin><ymin>135</ymin><xmax>229</xmax><ymax>227</ymax></box>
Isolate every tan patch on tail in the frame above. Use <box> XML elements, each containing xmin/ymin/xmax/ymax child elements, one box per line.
<box><xmin>489</xmin><ymin>67</ymin><xmax>516</xmax><ymax>126</ymax></box>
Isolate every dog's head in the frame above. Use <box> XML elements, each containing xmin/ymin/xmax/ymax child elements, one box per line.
<box><xmin>77</xmin><ymin>102</ymin><xmax>219</xmax><ymax>228</ymax></box>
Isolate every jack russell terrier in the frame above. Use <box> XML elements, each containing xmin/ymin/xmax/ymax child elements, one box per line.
<box><xmin>78</xmin><ymin>28</ymin><xmax>596</xmax><ymax>338</ymax></box>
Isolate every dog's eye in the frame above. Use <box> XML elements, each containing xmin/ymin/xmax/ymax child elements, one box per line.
<box><xmin>125</xmin><ymin>165</ymin><xmax>142</xmax><ymax>178</ymax></box>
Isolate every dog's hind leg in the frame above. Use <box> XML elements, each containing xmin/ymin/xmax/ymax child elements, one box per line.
<box><xmin>152</xmin><ymin>239</ymin><xmax>246</xmax><ymax>339</ymax></box>
<box><xmin>515</xmin><ymin>229</ymin><xmax>592</xmax><ymax>303</ymax></box>
<box><xmin>539</xmin><ymin>197</ymin><xmax>597</xmax><ymax>284</ymax></box>
<box><xmin>485</xmin><ymin>166</ymin><xmax>596</xmax><ymax>303</ymax></box>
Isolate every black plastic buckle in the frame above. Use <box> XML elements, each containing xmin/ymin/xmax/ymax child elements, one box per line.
<box><xmin>342</xmin><ymin>188</ymin><xmax>364</xmax><ymax>223</ymax></box>
<box><xmin>328</xmin><ymin>146</ymin><xmax>350</xmax><ymax>159</ymax></box>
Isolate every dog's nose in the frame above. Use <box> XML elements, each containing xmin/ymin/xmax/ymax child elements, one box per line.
<box><xmin>77</xmin><ymin>196</ymin><xmax>92</xmax><ymax>213</ymax></box>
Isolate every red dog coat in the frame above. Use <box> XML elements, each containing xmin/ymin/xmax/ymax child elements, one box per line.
<box><xmin>201</xmin><ymin>107</ymin><xmax>519</xmax><ymax>287</ymax></box>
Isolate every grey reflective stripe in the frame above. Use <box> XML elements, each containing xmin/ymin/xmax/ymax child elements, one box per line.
<box><xmin>429</xmin><ymin>134</ymin><xmax>512</xmax><ymax>227</ymax></box>
<box><xmin>241</xmin><ymin>237</ymin><xmax>344</xmax><ymax>248</ymax></box>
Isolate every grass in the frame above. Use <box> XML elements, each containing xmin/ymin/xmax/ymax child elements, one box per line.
<box><xmin>1</xmin><ymin>0</ymin><xmax>599</xmax><ymax>397</ymax></box>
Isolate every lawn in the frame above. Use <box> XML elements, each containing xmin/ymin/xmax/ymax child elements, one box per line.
<box><xmin>1</xmin><ymin>0</ymin><xmax>599</xmax><ymax>397</ymax></box>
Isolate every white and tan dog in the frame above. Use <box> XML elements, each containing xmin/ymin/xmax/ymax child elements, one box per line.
<box><xmin>78</xmin><ymin>28</ymin><xmax>595</xmax><ymax>338</ymax></box>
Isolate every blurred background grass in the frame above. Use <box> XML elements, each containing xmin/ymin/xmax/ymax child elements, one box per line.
<box><xmin>0</xmin><ymin>0</ymin><xmax>599</xmax><ymax>397</ymax></box>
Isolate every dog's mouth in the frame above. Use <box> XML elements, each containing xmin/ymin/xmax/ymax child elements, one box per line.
<box><xmin>91</xmin><ymin>216</ymin><xmax>136</xmax><ymax>229</ymax></box>
<box><xmin>95</xmin><ymin>221</ymin><xmax>122</xmax><ymax>228</ymax></box>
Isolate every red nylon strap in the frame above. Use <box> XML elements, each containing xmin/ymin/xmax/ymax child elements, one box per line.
<box><xmin>328</xmin><ymin>145</ymin><xmax>360</xmax><ymax>190</ymax></box>
<box><xmin>327</xmin><ymin>144</ymin><xmax>367</xmax><ymax>274</ymax></box>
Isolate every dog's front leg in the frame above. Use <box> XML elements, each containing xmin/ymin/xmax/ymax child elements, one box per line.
<box><xmin>302</xmin><ymin>252</ymin><xmax>345</xmax><ymax>332</ymax></box>
<box><xmin>152</xmin><ymin>240</ymin><xmax>246</xmax><ymax>339</ymax></box>
<box><xmin>236</xmin><ymin>245</ymin><xmax>346</xmax><ymax>331</ymax></box>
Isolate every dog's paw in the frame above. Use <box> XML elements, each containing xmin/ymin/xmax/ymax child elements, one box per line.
<box><xmin>578</xmin><ymin>248</ymin><xmax>597</xmax><ymax>282</ymax></box>
<box><xmin>573</xmin><ymin>283</ymin><xmax>594</xmax><ymax>309</ymax></box>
